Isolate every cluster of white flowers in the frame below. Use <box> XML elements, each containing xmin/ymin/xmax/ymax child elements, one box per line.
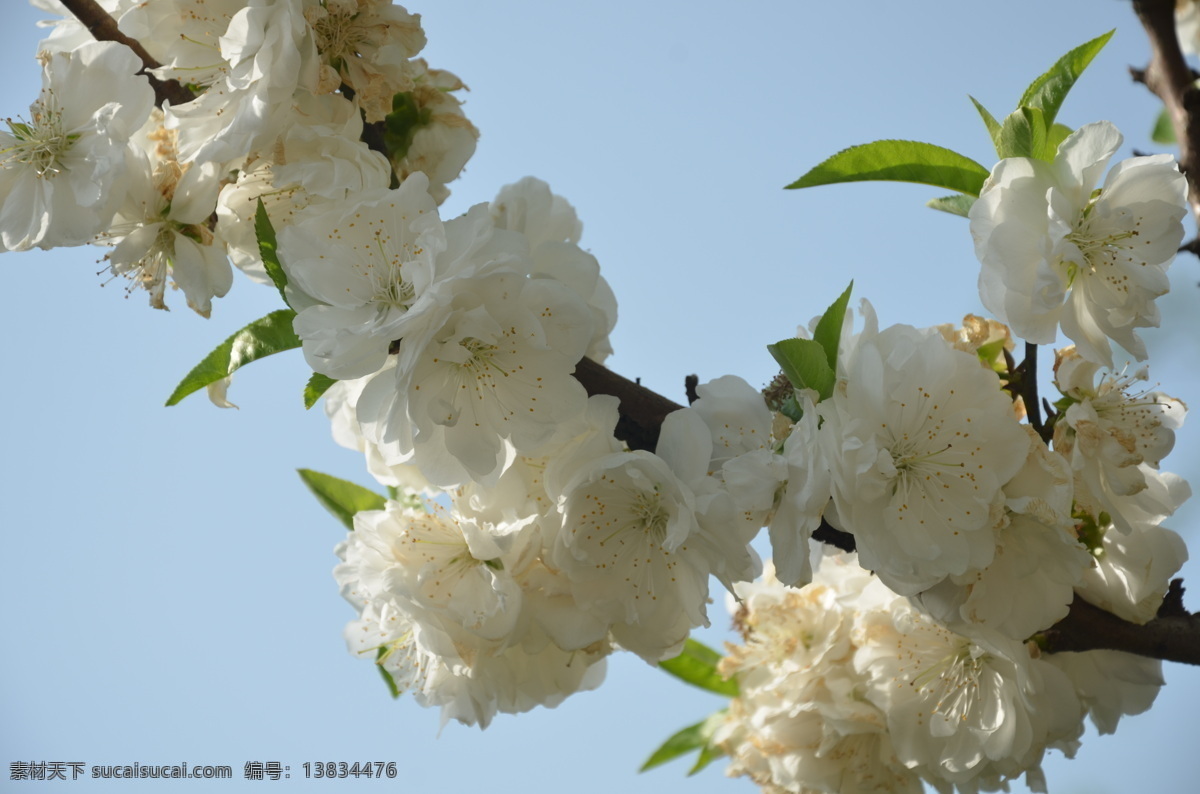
<box><xmin>3</xmin><ymin>2</ymin><xmax>1195</xmax><ymax>790</ymax></box>
<box><xmin>716</xmin><ymin>555</ymin><xmax>1166</xmax><ymax>794</ymax></box>
<box><xmin>5</xmin><ymin>0</ymin><xmax>476</xmax><ymax>314</ymax></box>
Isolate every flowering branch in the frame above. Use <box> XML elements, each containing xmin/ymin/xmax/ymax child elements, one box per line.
<box><xmin>1130</xmin><ymin>0</ymin><xmax>1200</xmax><ymax>224</ymax></box>
<box><xmin>59</xmin><ymin>0</ymin><xmax>194</xmax><ymax>107</ymax></box>
<box><xmin>575</xmin><ymin>356</ymin><xmax>1200</xmax><ymax>665</ymax></box>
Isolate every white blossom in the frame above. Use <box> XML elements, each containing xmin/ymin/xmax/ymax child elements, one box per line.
<box><xmin>970</xmin><ymin>121</ymin><xmax>1187</xmax><ymax>366</ymax></box>
<box><xmin>101</xmin><ymin>117</ymin><xmax>232</xmax><ymax>316</ymax></box>
<box><xmin>768</xmin><ymin>389</ymin><xmax>830</xmax><ymax>588</ymax></box>
<box><xmin>854</xmin><ymin>599</ymin><xmax>1084</xmax><ymax>790</ymax></box>
<box><xmin>390</xmin><ymin>60</ymin><xmax>478</xmax><ymax>204</ymax></box>
<box><xmin>304</xmin><ymin>0</ymin><xmax>427</xmax><ymax>123</ymax></box>
<box><xmin>819</xmin><ymin>323</ymin><xmax>1028</xmax><ymax>595</ymax></box>
<box><xmin>1075</xmin><ymin>518</ymin><xmax>1189</xmax><ymax>625</ymax></box>
<box><xmin>166</xmin><ymin>0</ymin><xmax>316</xmax><ymax>166</ymax></box>
<box><xmin>549</xmin><ymin>449</ymin><xmax>711</xmax><ymax>662</ymax></box>
<box><xmin>914</xmin><ymin>428</ymin><xmax>1089</xmax><ymax>643</ymax></box>
<box><xmin>1</xmin><ymin>41</ymin><xmax>152</xmax><ymax>251</ymax></box>
<box><xmin>491</xmin><ymin>177</ymin><xmax>617</xmax><ymax>362</ymax></box>
<box><xmin>361</xmin><ymin>267</ymin><xmax>592</xmax><ymax>487</ymax></box>
<box><xmin>278</xmin><ymin>174</ymin><xmax>450</xmax><ymax>379</ymax></box>
<box><xmin>717</xmin><ymin>563</ymin><xmax>922</xmax><ymax>794</ymax></box>
<box><xmin>118</xmin><ymin>0</ymin><xmax>244</xmax><ymax>90</ymax></box>
<box><xmin>1044</xmin><ymin>649</ymin><xmax>1164</xmax><ymax>735</ymax></box>
<box><xmin>216</xmin><ymin>92</ymin><xmax>392</xmax><ymax>283</ymax></box>
<box><xmin>1053</xmin><ymin>346</ymin><xmax>1187</xmax><ymax>533</ymax></box>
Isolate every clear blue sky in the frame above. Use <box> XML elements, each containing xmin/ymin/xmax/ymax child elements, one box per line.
<box><xmin>2</xmin><ymin>2</ymin><xmax>1197</xmax><ymax>792</ymax></box>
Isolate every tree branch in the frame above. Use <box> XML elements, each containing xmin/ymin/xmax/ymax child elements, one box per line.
<box><xmin>1041</xmin><ymin>589</ymin><xmax>1200</xmax><ymax>665</ymax></box>
<box><xmin>1131</xmin><ymin>0</ymin><xmax>1200</xmax><ymax>225</ymax></box>
<box><xmin>573</xmin><ymin>357</ymin><xmax>685</xmax><ymax>452</ymax></box>
<box><xmin>59</xmin><ymin>0</ymin><xmax>195</xmax><ymax>108</ymax></box>
<box><xmin>1019</xmin><ymin>342</ymin><xmax>1053</xmax><ymax>444</ymax></box>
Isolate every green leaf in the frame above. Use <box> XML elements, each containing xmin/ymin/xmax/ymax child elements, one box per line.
<box><xmin>1047</xmin><ymin>122</ymin><xmax>1074</xmax><ymax>154</ymax></box>
<box><xmin>165</xmin><ymin>310</ymin><xmax>301</xmax><ymax>406</ymax></box>
<box><xmin>975</xmin><ymin>338</ymin><xmax>1009</xmax><ymax>373</ymax></box>
<box><xmin>383</xmin><ymin>91</ymin><xmax>433</xmax><ymax>162</ymax></box>
<box><xmin>297</xmin><ymin>468</ymin><xmax>387</xmax><ymax>531</ymax></box>
<box><xmin>1017</xmin><ymin>30</ymin><xmax>1115</xmax><ymax>129</ymax></box>
<box><xmin>254</xmin><ymin>199</ymin><xmax>290</xmax><ymax>307</ymax></box>
<box><xmin>658</xmin><ymin>638</ymin><xmax>738</xmax><ymax>697</ymax></box>
<box><xmin>640</xmin><ymin>711</ymin><xmax>728</xmax><ymax>774</ymax></box>
<box><xmin>969</xmin><ymin>95</ymin><xmax>1002</xmax><ymax>153</ymax></box>
<box><xmin>304</xmin><ymin>372</ymin><xmax>338</xmax><ymax>409</ymax></box>
<box><xmin>787</xmin><ymin>140</ymin><xmax>991</xmax><ymax>197</ymax></box>
<box><xmin>640</xmin><ymin>720</ymin><xmax>708</xmax><ymax>773</ymax></box>
<box><xmin>812</xmin><ymin>282</ymin><xmax>853</xmax><ymax>373</ymax></box>
<box><xmin>1152</xmin><ymin>107</ymin><xmax>1176</xmax><ymax>144</ymax></box>
<box><xmin>926</xmin><ymin>194</ymin><xmax>976</xmax><ymax>217</ymax></box>
<box><xmin>998</xmin><ymin>106</ymin><xmax>1049</xmax><ymax>160</ymax></box>
<box><xmin>768</xmin><ymin>338</ymin><xmax>835</xmax><ymax>402</ymax></box>
<box><xmin>375</xmin><ymin>647</ymin><xmax>401</xmax><ymax>699</ymax></box>
<box><xmin>777</xmin><ymin>391</ymin><xmax>804</xmax><ymax>423</ymax></box>
<box><xmin>688</xmin><ymin>742</ymin><xmax>725</xmax><ymax>777</ymax></box>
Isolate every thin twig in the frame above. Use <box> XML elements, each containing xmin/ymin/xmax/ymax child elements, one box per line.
<box><xmin>1021</xmin><ymin>342</ymin><xmax>1051</xmax><ymax>443</ymax></box>
<box><xmin>58</xmin><ymin>0</ymin><xmax>195</xmax><ymax>107</ymax></box>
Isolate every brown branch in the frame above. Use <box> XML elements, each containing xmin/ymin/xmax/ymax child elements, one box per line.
<box><xmin>1131</xmin><ymin>0</ymin><xmax>1200</xmax><ymax>224</ymax></box>
<box><xmin>1019</xmin><ymin>342</ymin><xmax>1051</xmax><ymax>443</ymax></box>
<box><xmin>812</xmin><ymin>519</ymin><xmax>855</xmax><ymax>552</ymax></box>
<box><xmin>1041</xmin><ymin>591</ymin><xmax>1200</xmax><ymax>665</ymax></box>
<box><xmin>59</xmin><ymin>0</ymin><xmax>195</xmax><ymax>108</ymax></box>
<box><xmin>573</xmin><ymin>357</ymin><xmax>685</xmax><ymax>452</ymax></box>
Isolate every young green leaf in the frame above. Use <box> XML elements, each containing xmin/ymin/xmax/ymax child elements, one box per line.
<box><xmin>1152</xmin><ymin>106</ymin><xmax>1176</xmax><ymax>144</ymax></box>
<box><xmin>304</xmin><ymin>372</ymin><xmax>339</xmax><ymax>409</ymax></box>
<box><xmin>658</xmin><ymin>639</ymin><xmax>739</xmax><ymax>697</ymax></box>
<box><xmin>997</xmin><ymin>106</ymin><xmax>1050</xmax><ymax>160</ymax></box>
<box><xmin>768</xmin><ymin>338</ymin><xmax>835</xmax><ymax>402</ymax></box>
<box><xmin>640</xmin><ymin>711</ymin><xmax>728</xmax><ymax>774</ymax></box>
<box><xmin>255</xmin><ymin>199</ymin><xmax>290</xmax><ymax>307</ymax></box>
<box><xmin>1046</xmin><ymin>122</ymin><xmax>1073</xmax><ymax>155</ymax></box>
<box><xmin>812</xmin><ymin>282</ymin><xmax>853</xmax><ymax>373</ymax></box>
<box><xmin>165</xmin><ymin>310</ymin><xmax>301</xmax><ymax>406</ymax></box>
<box><xmin>1017</xmin><ymin>30</ymin><xmax>1115</xmax><ymax>129</ymax></box>
<box><xmin>688</xmin><ymin>741</ymin><xmax>726</xmax><ymax>777</ymax></box>
<box><xmin>639</xmin><ymin>720</ymin><xmax>708</xmax><ymax>773</ymax></box>
<box><xmin>297</xmin><ymin>468</ymin><xmax>388</xmax><ymax>531</ymax></box>
<box><xmin>375</xmin><ymin>647</ymin><xmax>401</xmax><ymax>698</ymax></box>
<box><xmin>975</xmin><ymin>338</ymin><xmax>1010</xmax><ymax>374</ymax></box>
<box><xmin>787</xmin><ymin>140</ymin><xmax>990</xmax><ymax>196</ymax></box>
<box><xmin>383</xmin><ymin>91</ymin><xmax>433</xmax><ymax>162</ymax></box>
<box><xmin>926</xmin><ymin>194</ymin><xmax>977</xmax><ymax>217</ymax></box>
<box><xmin>969</xmin><ymin>95</ymin><xmax>1002</xmax><ymax>153</ymax></box>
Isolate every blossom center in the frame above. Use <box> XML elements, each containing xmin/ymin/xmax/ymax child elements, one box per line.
<box><xmin>630</xmin><ymin>488</ymin><xmax>669</xmax><ymax>542</ymax></box>
<box><xmin>912</xmin><ymin>642</ymin><xmax>984</xmax><ymax>724</ymax></box>
<box><xmin>1066</xmin><ymin>215</ymin><xmax>1139</xmax><ymax>281</ymax></box>
<box><xmin>309</xmin><ymin>6</ymin><xmax>372</xmax><ymax>67</ymax></box>
<box><xmin>362</xmin><ymin>232</ymin><xmax>418</xmax><ymax>311</ymax></box>
<box><xmin>3</xmin><ymin>102</ymin><xmax>74</xmax><ymax>177</ymax></box>
<box><xmin>457</xmin><ymin>336</ymin><xmax>503</xmax><ymax>374</ymax></box>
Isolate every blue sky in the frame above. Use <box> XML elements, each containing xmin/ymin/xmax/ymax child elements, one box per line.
<box><xmin>2</xmin><ymin>2</ymin><xmax>1198</xmax><ymax>792</ymax></box>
